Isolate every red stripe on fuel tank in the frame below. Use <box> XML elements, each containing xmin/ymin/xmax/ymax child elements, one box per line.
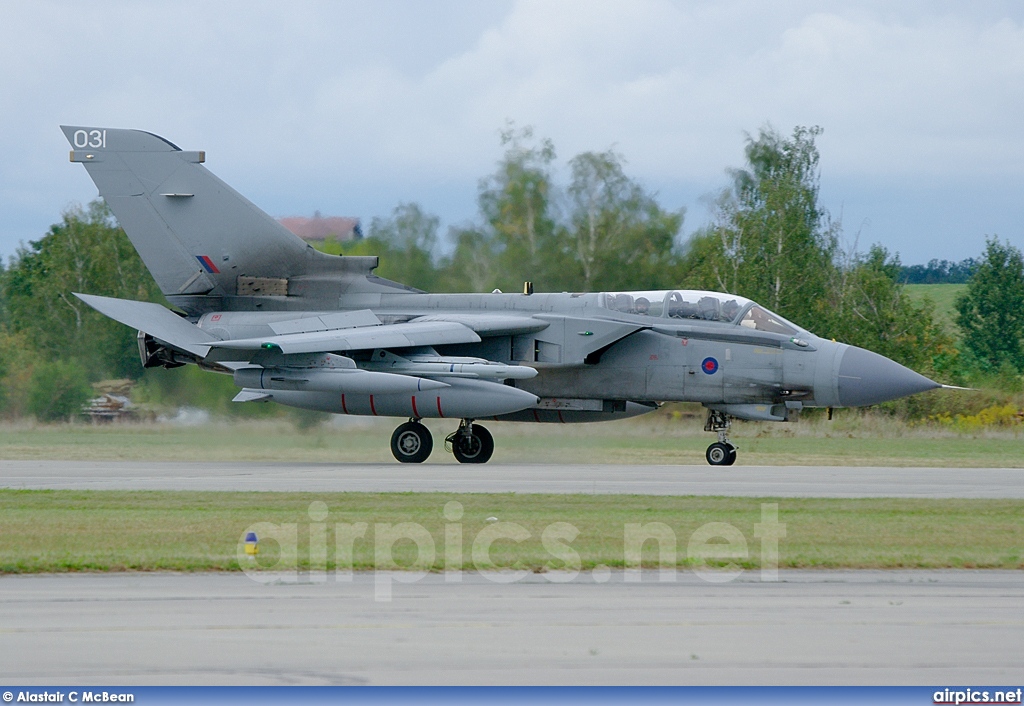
<box><xmin>341</xmin><ymin>394</ymin><xmax>348</xmax><ymax>415</ymax></box>
<box><xmin>411</xmin><ymin>396</ymin><xmax>419</xmax><ymax>418</ymax></box>
<box><xmin>436</xmin><ymin>397</ymin><xmax>444</xmax><ymax>417</ymax></box>
<box><xmin>369</xmin><ymin>395</ymin><xmax>377</xmax><ymax>416</ymax></box>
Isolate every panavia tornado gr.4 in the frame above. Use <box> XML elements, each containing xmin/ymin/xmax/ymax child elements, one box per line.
<box><xmin>62</xmin><ymin>126</ymin><xmax>951</xmax><ymax>466</ymax></box>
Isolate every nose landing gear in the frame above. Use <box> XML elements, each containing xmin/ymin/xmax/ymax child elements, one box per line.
<box><xmin>446</xmin><ymin>419</ymin><xmax>495</xmax><ymax>464</ymax></box>
<box><xmin>704</xmin><ymin>409</ymin><xmax>737</xmax><ymax>466</ymax></box>
<box><xmin>706</xmin><ymin>441</ymin><xmax>736</xmax><ymax>466</ymax></box>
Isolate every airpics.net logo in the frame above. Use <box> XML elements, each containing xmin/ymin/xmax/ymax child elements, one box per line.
<box><xmin>933</xmin><ymin>688</ymin><xmax>1023</xmax><ymax>704</ymax></box>
<box><xmin>236</xmin><ymin>501</ymin><xmax>787</xmax><ymax>601</ymax></box>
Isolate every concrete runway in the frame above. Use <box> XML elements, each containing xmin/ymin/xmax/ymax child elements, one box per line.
<box><xmin>2</xmin><ymin>460</ymin><xmax>1024</xmax><ymax>497</ymax></box>
<box><xmin>1</xmin><ymin>571</ymin><xmax>1022</xmax><ymax>685</ymax></box>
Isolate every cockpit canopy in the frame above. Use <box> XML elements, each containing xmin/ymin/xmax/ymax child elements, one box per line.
<box><xmin>599</xmin><ymin>290</ymin><xmax>804</xmax><ymax>336</ymax></box>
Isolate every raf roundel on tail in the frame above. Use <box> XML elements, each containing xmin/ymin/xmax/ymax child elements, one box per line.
<box><xmin>63</xmin><ymin>125</ymin><xmax>954</xmax><ymax>466</ymax></box>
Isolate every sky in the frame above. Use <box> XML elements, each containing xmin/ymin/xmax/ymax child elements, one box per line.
<box><xmin>2</xmin><ymin>0</ymin><xmax>1023</xmax><ymax>266</ymax></box>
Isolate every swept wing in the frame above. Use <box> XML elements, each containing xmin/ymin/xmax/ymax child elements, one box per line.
<box><xmin>75</xmin><ymin>293</ymin><xmax>481</xmax><ymax>358</ymax></box>
<box><xmin>208</xmin><ymin>322</ymin><xmax>480</xmax><ymax>356</ymax></box>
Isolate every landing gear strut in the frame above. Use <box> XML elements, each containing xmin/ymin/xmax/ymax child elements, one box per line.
<box><xmin>704</xmin><ymin>409</ymin><xmax>737</xmax><ymax>466</ymax></box>
<box><xmin>390</xmin><ymin>419</ymin><xmax>433</xmax><ymax>463</ymax></box>
<box><xmin>446</xmin><ymin>419</ymin><xmax>495</xmax><ymax>464</ymax></box>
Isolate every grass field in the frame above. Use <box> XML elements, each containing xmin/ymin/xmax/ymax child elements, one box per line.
<box><xmin>1</xmin><ymin>412</ymin><xmax>1021</xmax><ymax>466</ymax></box>
<box><xmin>904</xmin><ymin>283</ymin><xmax>967</xmax><ymax>335</ymax></box>
<box><xmin>1</xmin><ymin>489</ymin><xmax>1021</xmax><ymax>573</ymax></box>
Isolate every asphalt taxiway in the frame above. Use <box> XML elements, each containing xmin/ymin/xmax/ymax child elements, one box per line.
<box><xmin>1</xmin><ymin>460</ymin><xmax>1022</xmax><ymax>497</ymax></box>
<box><xmin>1</xmin><ymin>571</ymin><xmax>1022</xmax><ymax>685</ymax></box>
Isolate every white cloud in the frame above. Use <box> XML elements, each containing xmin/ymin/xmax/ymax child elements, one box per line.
<box><xmin>1</xmin><ymin>0</ymin><xmax>1022</xmax><ymax>262</ymax></box>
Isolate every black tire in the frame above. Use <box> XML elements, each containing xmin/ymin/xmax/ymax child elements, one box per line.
<box><xmin>706</xmin><ymin>442</ymin><xmax>733</xmax><ymax>466</ymax></box>
<box><xmin>452</xmin><ymin>424</ymin><xmax>494</xmax><ymax>464</ymax></box>
<box><xmin>391</xmin><ymin>422</ymin><xmax>433</xmax><ymax>463</ymax></box>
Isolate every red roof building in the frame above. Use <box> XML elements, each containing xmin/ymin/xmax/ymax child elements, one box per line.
<box><xmin>278</xmin><ymin>212</ymin><xmax>362</xmax><ymax>242</ymax></box>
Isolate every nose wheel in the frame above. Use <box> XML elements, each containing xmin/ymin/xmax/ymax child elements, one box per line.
<box><xmin>706</xmin><ymin>441</ymin><xmax>737</xmax><ymax>466</ymax></box>
<box><xmin>391</xmin><ymin>420</ymin><xmax>433</xmax><ymax>463</ymax></box>
<box><xmin>446</xmin><ymin>420</ymin><xmax>494</xmax><ymax>464</ymax></box>
<box><xmin>704</xmin><ymin>409</ymin><xmax>737</xmax><ymax>466</ymax></box>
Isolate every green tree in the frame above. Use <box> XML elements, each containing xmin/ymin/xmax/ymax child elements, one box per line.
<box><xmin>27</xmin><ymin>359</ymin><xmax>91</xmax><ymax>422</ymax></box>
<box><xmin>679</xmin><ymin>125</ymin><xmax>951</xmax><ymax>375</ymax></box>
<box><xmin>322</xmin><ymin>203</ymin><xmax>444</xmax><ymax>292</ymax></box>
<box><xmin>449</xmin><ymin>127</ymin><xmax>684</xmax><ymax>294</ymax></box>
<box><xmin>365</xmin><ymin>202</ymin><xmax>442</xmax><ymax>291</ymax></box>
<box><xmin>0</xmin><ymin>329</ymin><xmax>38</xmax><ymax>419</ymax></box>
<box><xmin>955</xmin><ymin>237</ymin><xmax>1024</xmax><ymax>372</ymax></box>
<box><xmin>831</xmin><ymin>246</ymin><xmax>952</xmax><ymax>372</ymax></box>
<box><xmin>444</xmin><ymin>226</ymin><xmax>500</xmax><ymax>293</ymax></box>
<box><xmin>3</xmin><ymin>201</ymin><xmax>161</xmax><ymax>379</ymax></box>
<box><xmin>683</xmin><ymin>125</ymin><xmax>838</xmax><ymax>330</ymax></box>
<box><xmin>564</xmin><ymin>149</ymin><xmax>684</xmax><ymax>291</ymax></box>
<box><xmin>477</xmin><ymin>124</ymin><xmax>560</xmax><ymax>290</ymax></box>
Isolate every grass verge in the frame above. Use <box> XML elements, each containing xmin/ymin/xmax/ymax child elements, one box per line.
<box><xmin>1</xmin><ymin>490</ymin><xmax>1021</xmax><ymax>573</ymax></box>
<box><xmin>1</xmin><ymin>414</ymin><xmax>1022</xmax><ymax>466</ymax></box>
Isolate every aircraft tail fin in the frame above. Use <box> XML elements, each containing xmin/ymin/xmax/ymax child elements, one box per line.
<box><xmin>61</xmin><ymin>126</ymin><xmax>387</xmax><ymax>312</ymax></box>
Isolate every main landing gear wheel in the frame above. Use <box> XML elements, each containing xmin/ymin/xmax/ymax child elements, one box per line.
<box><xmin>449</xmin><ymin>422</ymin><xmax>494</xmax><ymax>464</ymax></box>
<box><xmin>705</xmin><ymin>442</ymin><xmax>736</xmax><ymax>466</ymax></box>
<box><xmin>391</xmin><ymin>420</ymin><xmax>433</xmax><ymax>463</ymax></box>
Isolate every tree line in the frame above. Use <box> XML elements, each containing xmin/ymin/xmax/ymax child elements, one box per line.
<box><xmin>325</xmin><ymin>124</ymin><xmax>684</xmax><ymax>295</ymax></box>
<box><xmin>899</xmin><ymin>258</ymin><xmax>977</xmax><ymax>284</ymax></box>
<box><xmin>2</xmin><ymin>124</ymin><xmax>1022</xmax><ymax>421</ymax></box>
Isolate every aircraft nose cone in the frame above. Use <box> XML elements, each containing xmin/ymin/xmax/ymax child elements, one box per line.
<box><xmin>837</xmin><ymin>346</ymin><xmax>940</xmax><ymax>407</ymax></box>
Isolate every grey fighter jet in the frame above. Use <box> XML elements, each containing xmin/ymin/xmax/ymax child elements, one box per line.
<box><xmin>62</xmin><ymin>126</ymin><xmax>947</xmax><ymax>465</ymax></box>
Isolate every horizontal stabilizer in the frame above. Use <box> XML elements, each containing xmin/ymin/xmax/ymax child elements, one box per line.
<box><xmin>74</xmin><ymin>292</ymin><xmax>217</xmax><ymax>357</ymax></box>
<box><xmin>211</xmin><ymin>320</ymin><xmax>481</xmax><ymax>356</ymax></box>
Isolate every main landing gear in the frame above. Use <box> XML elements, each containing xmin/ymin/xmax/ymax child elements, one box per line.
<box><xmin>446</xmin><ymin>419</ymin><xmax>495</xmax><ymax>464</ymax></box>
<box><xmin>391</xmin><ymin>420</ymin><xmax>433</xmax><ymax>464</ymax></box>
<box><xmin>704</xmin><ymin>409</ymin><xmax>737</xmax><ymax>466</ymax></box>
<box><xmin>389</xmin><ymin>418</ymin><xmax>495</xmax><ymax>464</ymax></box>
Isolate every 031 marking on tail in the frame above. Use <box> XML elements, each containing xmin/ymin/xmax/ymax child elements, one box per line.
<box><xmin>63</xmin><ymin>126</ymin><xmax>950</xmax><ymax>466</ymax></box>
